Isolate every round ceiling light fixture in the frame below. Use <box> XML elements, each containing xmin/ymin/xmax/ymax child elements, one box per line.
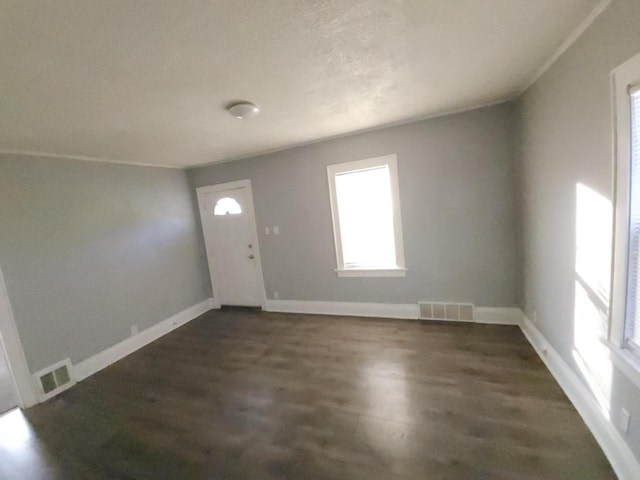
<box><xmin>227</xmin><ymin>101</ymin><xmax>260</xmax><ymax>119</ymax></box>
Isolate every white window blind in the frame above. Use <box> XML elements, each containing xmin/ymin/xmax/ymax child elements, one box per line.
<box><xmin>625</xmin><ymin>88</ymin><xmax>640</xmax><ymax>353</ymax></box>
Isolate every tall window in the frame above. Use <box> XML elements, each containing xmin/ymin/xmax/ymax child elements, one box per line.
<box><xmin>612</xmin><ymin>53</ymin><xmax>640</xmax><ymax>365</ymax></box>
<box><xmin>327</xmin><ymin>155</ymin><xmax>406</xmax><ymax>277</ymax></box>
<box><xmin>623</xmin><ymin>88</ymin><xmax>640</xmax><ymax>355</ymax></box>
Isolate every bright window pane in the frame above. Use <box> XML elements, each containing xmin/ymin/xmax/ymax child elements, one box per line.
<box><xmin>334</xmin><ymin>166</ymin><xmax>396</xmax><ymax>268</ymax></box>
<box><xmin>626</xmin><ymin>90</ymin><xmax>640</xmax><ymax>352</ymax></box>
<box><xmin>214</xmin><ymin>197</ymin><xmax>241</xmax><ymax>216</ymax></box>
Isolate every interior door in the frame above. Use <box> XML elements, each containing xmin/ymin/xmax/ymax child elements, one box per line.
<box><xmin>199</xmin><ymin>183</ymin><xmax>264</xmax><ymax>307</ymax></box>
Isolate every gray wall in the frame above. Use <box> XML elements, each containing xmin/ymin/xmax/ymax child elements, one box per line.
<box><xmin>189</xmin><ymin>102</ymin><xmax>520</xmax><ymax>307</ymax></box>
<box><xmin>517</xmin><ymin>0</ymin><xmax>640</xmax><ymax>461</ymax></box>
<box><xmin>0</xmin><ymin>155</ymin><xmax>210</xmax><ymax>372</ymax></box>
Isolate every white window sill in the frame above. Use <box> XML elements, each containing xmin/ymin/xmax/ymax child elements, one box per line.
<box><xmin>602</xmin><ymin>339</ymin><xmax>640</xmax><ymax>390</ymax></box>
<box><xmin>335</xmin><ymin>268</ymin><xmax>407</xmax><ymax>278</ymax></box>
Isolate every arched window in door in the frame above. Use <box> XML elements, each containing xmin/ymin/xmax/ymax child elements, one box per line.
<box><xmin>214</xmin><ymin>197</ymin><xmax>242</xmax><ymax>216</ymax></box>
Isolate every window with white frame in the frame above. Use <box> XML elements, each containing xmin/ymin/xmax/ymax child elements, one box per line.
<box><xmin>612</xmin><ymin>53</ymin><xmax>640</xmax><ymax>364</ymax></box>
<box><xmin>326</xmin><ymin>154</ymin><xmax>406</xmax><ymax>277</ymax></box>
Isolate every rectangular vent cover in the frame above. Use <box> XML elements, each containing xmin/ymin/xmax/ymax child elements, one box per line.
<box><xmin>34</xmin><ymin>358</ymin><xmax>75</xmax><ymax>400</ymax></box>
<box><xmin>418</xmin><ymin>302</ymin><xmax>474</xmax><ymax>322</ymax></box>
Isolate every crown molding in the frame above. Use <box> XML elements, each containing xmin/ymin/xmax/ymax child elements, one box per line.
<box><xmin>519</xmin><ymin>0</ymin><xmax>612</xmax><ymax>96</ymax></box>
<box><xmin>0</xmin><ymin>150</ymin><xmax>182</xmax><ymax>169</ymax></box>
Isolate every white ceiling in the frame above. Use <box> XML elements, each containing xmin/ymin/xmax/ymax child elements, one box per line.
<box><xmin>0</xmin><ymin>0</ymin><xmax>602</xmax><ymax>168</ymax></box>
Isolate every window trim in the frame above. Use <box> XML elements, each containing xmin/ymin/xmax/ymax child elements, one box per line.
<box><xmin>610</xmin><ymin>52</ymin><xmax>640</xmax><ymax>378</ymax></box>
<box><xmin>326</xmin><ymin>154</ymin><xmax>406</xmax><ymax>278</ymax></box>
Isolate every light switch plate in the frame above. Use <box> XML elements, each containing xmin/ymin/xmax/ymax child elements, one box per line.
<box><xmin>273</xmin><ymin>226</ymin><xmax>280</xmax><ymax>235</ymax></box>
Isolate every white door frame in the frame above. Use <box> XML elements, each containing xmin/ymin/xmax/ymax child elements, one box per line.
<box><xmin>0</xmin><ymin>265</ymin><xmax>38</xmax><ymax>408</ymax></box>
<box><xmin>196</xmin><ymin>179</ymin><xmax>267</xmax><ymax>309</ymax></box>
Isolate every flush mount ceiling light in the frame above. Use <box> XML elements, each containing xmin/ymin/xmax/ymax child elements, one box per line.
<box><xmin>226</xmin><ymin>101</ymin><xmax>260</xmax><ymax>119</ymax></box>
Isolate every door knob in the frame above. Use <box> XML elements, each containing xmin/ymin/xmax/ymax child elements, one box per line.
<box><xmin>248</xmin><ymin>254</ymin><xmax>255</xmax><ymax>259</ymax></box>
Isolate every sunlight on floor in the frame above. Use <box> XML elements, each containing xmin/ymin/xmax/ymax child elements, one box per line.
<box><xmin>0</xmin><ymin>409</ymin><xmax>32</xmax><ymax>451</ymax></box>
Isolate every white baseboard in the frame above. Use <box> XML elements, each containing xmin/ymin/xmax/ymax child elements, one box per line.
<box><xmin>74</xmin><ymin>298</ymin><xmax>216</xmax><ymax>382</ymax></box>
<box><xmin>264</xmin><ymin>299</ymin><xmax>521</xmax><ymax>325</ymax></box>
<box><xmin>519</xmin><ymin>313</ymin><xmax>640</xmax><ymax>480</ymax></box>
<box><xmin>264</xmin><ymin>299</ymin><xmax>419</xmax><ymax>319</ymax></box>
<box><xmin>474</xmin><ymin>307</ymin><xmax>522</xmax><ymax>325</ymax></box>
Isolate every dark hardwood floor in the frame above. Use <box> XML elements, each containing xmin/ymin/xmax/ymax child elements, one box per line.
<box><xmin>0</xmin><ymin>308</ymin><xmax>615</xmax><ymax>479</ymax></box>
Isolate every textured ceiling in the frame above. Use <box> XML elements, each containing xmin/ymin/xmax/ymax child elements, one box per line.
<box><xmin>0</xmin><ymin>0</ymin><xmax>601</xmax><ymax>168</ymax></box>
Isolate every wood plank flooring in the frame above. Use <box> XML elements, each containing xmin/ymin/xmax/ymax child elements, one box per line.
<box><xmin>0</xmin><ymin>308</ymin><xmax>616</xmax><ymax>479</ymax></box>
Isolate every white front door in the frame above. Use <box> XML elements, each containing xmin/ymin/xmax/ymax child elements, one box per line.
<box><xmin>197</xmin><ymin>181</ymin><xmax>265</xmax><ymax>307</ymax></box>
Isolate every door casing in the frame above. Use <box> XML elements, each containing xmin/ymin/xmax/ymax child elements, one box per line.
<box><xmin>0</xmin><ymin>265</ymin><xmax>38</xmax><ymax>408</ymax></box>
<box><xmin>196</xmin><ymin>179</ymin><xmax>267</xmax><ymax>309</ymax></box>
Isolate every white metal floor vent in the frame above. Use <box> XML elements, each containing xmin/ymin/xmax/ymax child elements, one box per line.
<box><xmin>418</xmin><ymin>302</ymin><xmax>474</xmax><ymax>322</ymax></box>
<box><xmin>33</xmin><ymin>358</ymin><xmax>75</xmax><ymax>401</ymax></box>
